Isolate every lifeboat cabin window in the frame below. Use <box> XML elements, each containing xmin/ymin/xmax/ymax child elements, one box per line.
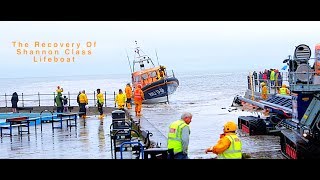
<box><xmin>141</xmin><ymin>73</ymin><xmax>149</xmax><ymax>86</ymax></box>
<box><xmin>134</xmin><ymin>75</ymin><xmax>141</xmax><ymax>83</ymax></box>
<box><xmin>150</xmin><ymin>71</ymin><xmax>157</xmax><ymax>82</ymax></box>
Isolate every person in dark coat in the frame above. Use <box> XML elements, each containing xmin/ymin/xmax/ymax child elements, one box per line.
<box><xmin>77</xmin><ymin>91</ymin><xmax>81</xmax><ymax>106</ymax></box>
<box><xmin>11</xmin><ymin>92</ymin><xmax>19</xmax><ymax>113</ymax></box>
<box><xmin>253</xmin><ymin>71</ymin><xmax>258</xmax><ymax>85</ymax></box>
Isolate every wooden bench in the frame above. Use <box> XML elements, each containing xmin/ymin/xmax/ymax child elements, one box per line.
<box><xmin>0</xmin><ymin>116</ymin><xmax>30</xmax><ymax>137</ymax></box>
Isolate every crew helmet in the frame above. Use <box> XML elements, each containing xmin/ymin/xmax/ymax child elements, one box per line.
<box><xmin>260</xmin><ymin>82</ymin><xmax>266</xmax><ymax>86</ymax></box>
<box><xmin>224</xmin><ymin>121</ymin><xmax>237</xmax><ymax>133</ymax></box>
<box><xmin>282</xmin><ymin>84</ymin><xmax>286</xmax><ymax>88</ymax></box>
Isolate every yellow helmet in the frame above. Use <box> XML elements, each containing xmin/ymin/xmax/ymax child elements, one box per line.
<box><xmin>224</xmin><ymin>121</ymin><xmax>237</xmax><ymax>133</ymax></box>
<box><xmin>261</xmin><ymin>82</ymin><xmax>266</xmax><ymax>86</ymax></box>
<box><xmin>282</xmin><ymin>84</ymin><xmax>286</xmax><ymax>88</ymax></box>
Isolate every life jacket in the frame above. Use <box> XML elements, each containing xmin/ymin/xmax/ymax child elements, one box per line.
<box><xmin>218</xmin><ymin>134</ymin><xmax>242</xmax><ymax>159</ymax></box>
<box><xmin>270</xmin><ymin>71</ymin><xmax>275</xmax><ymax>80</ymax></box>
<box><xmin>134</xmin><ymin>88</ymin><xmax>143</xmax><ymax>101</ymax></box>
<box><xmin>116</xmin><ymin>93</ymin><xmax>127</xmax><ymax>106</ymax></box>
<box><xmin>79</xmin><ymin>93</ymin><xmax>88</xmax><ymax>104</ymax></box>
<box><xmin>167</xmin><ymin>120</ymin><xmax>189</xmax><ymax>154</ymax></box>
<box><xmin>97</xmin><ymin>93</ymin><xmax>104</xmax><ymax>104</ymax></box>
<box><xmin>279</xmin><ymin>87</ymin><xmax>288</xmax><ymax>95</ymax></box>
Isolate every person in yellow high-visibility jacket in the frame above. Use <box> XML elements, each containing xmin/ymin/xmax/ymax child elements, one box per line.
<box><xmin>167</xmin><ymin>112</ymin><xmax>193</xmax><ymax>159</ymax></box>
<box><xmin>115</xmin><ymin>89</ymin><xmax>127</xmax><ymax>111</ymax></box>
<box><xmin>79</xmin><ymin>90</ymin><xmax>88</xmax><ymax>118</ymax></box>
<box><xmin>205</xmin><ymin>121</ymin><xmax>242</xmax><ymax>159</ymax></box>
<box><xmin>96</xmin><ymin>88</ymin><xmax>105</xmax><ymax>118</ymax></box>
<box><xmin>278</xmin><ymin>84</ymin><xmax>290</xmax><ymax>95</ymax></box>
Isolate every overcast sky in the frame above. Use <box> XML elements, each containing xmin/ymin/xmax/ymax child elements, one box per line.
<box><xmin>1</xmin><ymin>21</ymin><xmax>320</xmax><ymax>78</ymax></box>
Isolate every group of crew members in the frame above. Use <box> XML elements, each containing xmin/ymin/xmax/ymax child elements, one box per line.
<box><xmin>115</xmin><ymin>83</ymin><xmax>144</xmax><ymax>116</ymax></box>
<box><xmin>260</xmin><ymin>83</ymin><xmax>290</xmax><ymax>100</ymax></box>
<box><xmin>55</xmin><ymin>81</ymin><xmax>146</xmax><ymax>119</ymax></box>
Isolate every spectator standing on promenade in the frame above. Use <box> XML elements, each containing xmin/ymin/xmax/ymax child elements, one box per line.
<box><xmin>11</xmin><ymin>92</ymin><xmax>19</xmax><ymax>113</ymax></box>
<box><xmin>77</xmin><ymin>91</ymin><xmax>81</xmax><ymax>106</ymax></box>
<box><xmin>55</xmin><ymin>93</ymin><xmax>63</xmax><ymax>113</ymax></box>
<box><xmin>63</xmin><ymin>95</ymin><xmax>68</xmax><ymax>112</ymax></box>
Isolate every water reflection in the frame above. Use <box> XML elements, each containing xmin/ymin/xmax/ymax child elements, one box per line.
<box><xmin>98</xmin><ymin>120</ymin><xmax>106</xmax><ymax>152</ymax></box>
<box><xmin>79</xmin><ymin>120</ymin><xmax>89</xmax><ymax>152</ymax></box>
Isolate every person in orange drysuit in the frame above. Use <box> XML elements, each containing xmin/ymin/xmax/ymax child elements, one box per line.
<box><xmin>133</xmin><ymin>84</ymin><xmax>144</xmax><ymax>116</ymax></box>
<box><xmin>261</xmin><ymin>82</ymin><xmax>268</xmax><ymax>100</ymax></box>
<box><xmin>125</xmin><ymin>83</ymin><xmax>133</xmax><ymax>109</ymax></box>
<box><xmin>205</xmin><ymin>121</ymin><xmax>242</xmax><ymax>159</ymax></box>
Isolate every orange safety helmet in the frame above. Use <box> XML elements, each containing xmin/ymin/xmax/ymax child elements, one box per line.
<box><xmin>224</xmin><ymin>121</ymin><xmax>237</xmax><ymax>133</ymax></box>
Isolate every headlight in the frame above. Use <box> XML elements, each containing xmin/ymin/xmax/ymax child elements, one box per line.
<box><xmin>303</xmin><ymin>129</ymin><xmax>310</xmax><ymax>137</ymax></box>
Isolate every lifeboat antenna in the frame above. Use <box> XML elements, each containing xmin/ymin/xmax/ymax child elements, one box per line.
<box><xmin>155</xmin><ymin>49</ymin><xmax>160</xmax><ymax>66</ymax></box>
<box><xmin>126</xmin><ymin>49</ymin><xmax>133</xmax><ymax>74</ymax></box>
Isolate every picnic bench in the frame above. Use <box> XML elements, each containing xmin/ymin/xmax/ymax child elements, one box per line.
<box><xmin>0</xmin><ymin>116</ymin><xmax>30</xmax><ymax>137</ymax></box>
<box><xmin>52</xmin><ymin>113</ymin><xmax>78</xmax><ymax>130</ymax></box>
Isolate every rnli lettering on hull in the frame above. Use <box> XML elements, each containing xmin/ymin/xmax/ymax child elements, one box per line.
<box><xmin>148</xmin><ymin>87</ymin><xmax>165</xmax><ymax>97</ymax></box>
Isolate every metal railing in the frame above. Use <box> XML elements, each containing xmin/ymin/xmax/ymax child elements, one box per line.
<box><xmin>288</xmin><ymin>69</ymin><xmax>320</xmax><ymax>92</ymax></box>
<box><xmin>0</xmin><ymin>91</ymin><xmax>117</xmax><ymax>108</ymax></box>
<box><xmin>247</xmin><ymin>72</ymin><xmax>289</xmax><ymax>95</ymax></box>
